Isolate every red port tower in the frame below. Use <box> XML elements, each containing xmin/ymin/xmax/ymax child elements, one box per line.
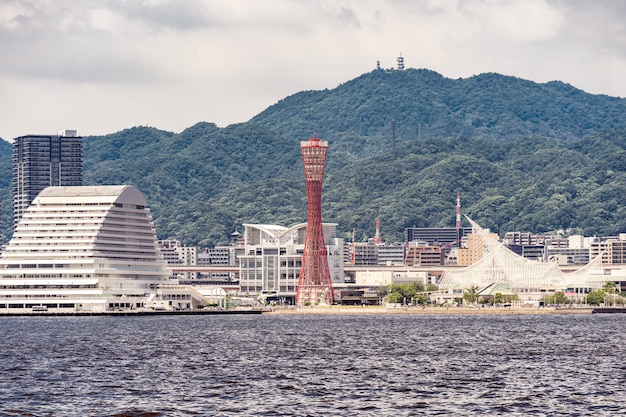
<box><xmin>296</xmin><ymin>137</ymin><xmax>335</xmax><ymax>306</ymax></box>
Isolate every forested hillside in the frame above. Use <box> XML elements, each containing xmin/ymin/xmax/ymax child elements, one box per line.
<box><xmin>0</xmin><ymin>139</ymin><xmax>12</xmax><ymax>241</ymax></box>
<box><xmin>252</xmin><ymin>69</ymin><xmax>626</xmax><ymax>165</ymax></box>
<box><xmin>2</xmin><ymin>68</ymin><xmax>626</xmax><ymax>246</ymax></box>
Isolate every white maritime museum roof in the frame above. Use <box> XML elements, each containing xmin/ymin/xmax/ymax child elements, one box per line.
<box><xmin>0</xmin><ymin>185</ymin><xmax>171</xmax><ymax>313</ymax></box>
<box><xmin>438</xmin><ymin>215</ymin><xmax>609</xmax><ymax>292</ymax></box>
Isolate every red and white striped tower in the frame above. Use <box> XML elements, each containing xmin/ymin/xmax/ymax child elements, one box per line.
<box><xmin>296</xmin><ymin>137</ymin><xmax>335</xmax><ymax>306</ymax></box>
<box><xmin>373</xmin><ymin>219</ymin><xmax>382</xmax><ymax>244</ymax></box>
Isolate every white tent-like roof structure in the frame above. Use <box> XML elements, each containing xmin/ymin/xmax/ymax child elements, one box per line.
<box><xmin>438</xmin><ymin>216</ymin><xmax>608</xmax><ymax>292</ymax></box>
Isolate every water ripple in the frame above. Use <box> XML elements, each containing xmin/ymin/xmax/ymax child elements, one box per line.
<box><xmin>0</xmin><ymin>314</ymin><xmax>624</xmax><ymax>416</ymax></box>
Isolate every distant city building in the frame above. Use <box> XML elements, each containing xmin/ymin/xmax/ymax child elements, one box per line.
<box><xmin>239</xmin><ymin>223</ymin><xmax>344</xmax><ymax>304</ymax></box>
<box><xmin>503</xmin><ymin>232</ymin><xmax>587</xmax><ymax>262</ymax></box>
<box><xmin>197</xmin><ymin>246</ymin><xmax>239</xmax><ymax>283</ymax></box>
<box><xmin>544</xmin><ymin>235</ymin><xmax>588</xmax><ymax>265</ymax></box>
<box><xmin>506</xmin><ymin>245</ymin><xmax>546</xmax><ymax>262</ymax></box>
<box><xmin>458</xmin><ymin>232</ymin><xmax>500</xmax><ymax>266</ymax></box>
<box><xmin>13</xmin><ymin>130</ymin><xmax>82</xmax><ymax>227</ymax></box>
<box><xmin>352</xmin><ymin>269</ymin><xmax>430</xmax><ymax>290</ymax></box>
<box><xmin>567</xmin><ymin>234</ymin><xmax>595</xmax><ymax>249</ymax></box>
<box><xmin>158</xmin><ymin>240</ymin><xmax>197</xmax><ymax>281</ymax></box>
<box><xmin>404</xmin><ymin>242</ymin><xmax>444</xmax><ymax>266</ymax></box>
<box><xmin>158</xmin><ymin>239</ymin><xmax>185</xmax><ymax>265</ymax></box>
<box><xmin>376</xmin><ymin>243</ymin><xmax>406</xmax><ymax>266</ymax></box>
<box><xmin>502</xmin><ymin>231</ymin><xmax>537</xmax><ymax>246</ymax></box>
<box><xmin>344</xmin><ymin>242</ymin><xmax>406</xmax><ymax>266</ymax></box>
<box><xmin>590</xmin><ymin>235</ymin><xmax>626</xmax><ymax>264</ymax></box>
<box><xmin>404</xmin><ymin>227</ymin><xmax>473</xmax><ymax>246</ymax></box>
<box><xmin>348</xmin><ymin>242</ymin><xmax>378</xmax><ymax>266</ymax></box>
<box><xmin>547</xmin><ymin>247</ymin><xmax>590</xmax><ymax>265</ymax></box>
<box><xmin>0</xmin><ymin>186</ymin><xmax>176</xmax><ymax>312</ymax></box>
<box><xmin>608</xmin><ymin>237</ymin><xmax>626</xmax><ymax>264</ymax></box>
<box><xmin>503</xmin><ymin>232</ymin><xmax>569</xmax><ymax>248</ymax></box>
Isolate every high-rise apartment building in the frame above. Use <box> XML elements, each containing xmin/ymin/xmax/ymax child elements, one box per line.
<box><xmin>13</xmin><ymin>130</ymin><xmax>82</xmax><ymax>226</ymax></box>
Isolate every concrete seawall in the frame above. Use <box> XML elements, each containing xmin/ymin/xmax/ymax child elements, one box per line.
<box><xmin>263</xmin><ymin>306</ymin><xmax>595</xmax><ymax>315</ymax></box>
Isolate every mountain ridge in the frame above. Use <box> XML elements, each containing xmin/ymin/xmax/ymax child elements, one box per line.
<box><xmin>2</xmin><ymin>68</ymin><xmax>626</xmax><ymax>245</ymax></box>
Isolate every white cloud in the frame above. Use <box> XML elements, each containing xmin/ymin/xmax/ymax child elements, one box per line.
<box><xmin>1</xmin><ymin>0</ymin><xmax>626</xmax><ymax>141</ymax></box>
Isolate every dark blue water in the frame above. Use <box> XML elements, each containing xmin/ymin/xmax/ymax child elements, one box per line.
<box><xmin>0</xmin><ymin>313</ymin><xmax>624</xmax><ymax>416</ymax></box>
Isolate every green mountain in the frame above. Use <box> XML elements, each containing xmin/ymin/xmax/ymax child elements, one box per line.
<box><xmin>0</xmin><ymin>139</ymin><xmax>12</xmax><ymax>240</ymax></box>
<box><xmin>252</xmin><ymin>69</ymin><xmax>625</xmax><ymax>164</ymax></box>
<box><xmin>3</xmin><ymin>68</ymin><xmax>626</xmax><ymax>245</ymax></box>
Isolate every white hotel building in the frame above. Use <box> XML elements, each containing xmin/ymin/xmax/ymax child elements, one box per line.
<box><xmin>0</xmin><ymin>186</ymin><xmax>176</xmax><ymax>312</ymax></box>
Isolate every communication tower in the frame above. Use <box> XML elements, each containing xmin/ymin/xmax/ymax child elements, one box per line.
<box><xmin>296</xmin><ymin>137</ymin><xmax>335</xmax><ymax>306</ymax></box>
<box><xmin>397</xmin><ymin>54</ymin><xmax>405</xmax><ymax>70</ymax></box>
<box><xmin>391</xmin><ymin>118</ymin><xmax>396</xmax><ymax>154</ymax></box>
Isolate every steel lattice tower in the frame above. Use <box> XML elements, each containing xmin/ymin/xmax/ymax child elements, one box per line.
<box><xmin>296</xmin><ymin>137</ymin><xmax>335</xmax><ymax>306</ymax></box>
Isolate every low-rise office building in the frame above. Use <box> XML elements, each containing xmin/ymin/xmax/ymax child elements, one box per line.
<box><xmin>377</xmin><ymin>243</ymin><xmax>406</xmax><ymax>266</ymax></box>
<box><xmin>404</xmin><ymin>227</ymin><xmax>472</xmax><ymax>245</ymax></box>
<box><xmin>239</xmin><ymin>223</ymin><xmax>344</xmax><ymax>303</ymax></box>
<box><xmin>158</xmin><ymin>239</ymin><xmax>198</xmax><ymax>282</ymax></box>
<box><xmin>197</xmin><ymin>245</ymin><xmax>239</xmax><ymax>283</ymax></box>
<box><xmin>405</xmin><ymin>242</ymin><xmax>444</xmax><ymax>266</ymax></box>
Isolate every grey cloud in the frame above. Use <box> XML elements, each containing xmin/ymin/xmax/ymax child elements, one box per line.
<box><xmin>0</xmin><ymin>1</ymin><xmax>169</xmax><ymax>83</ymax></box>
<box><xmin>336</xmin><ymin>6</ymin><xmax>360</xmax><ymax>29</ymax></box>
<box><xmin>103</xmin><ymin>0</ymin><xmax>216</xmax><ymax>31</ymax></box>
<box><xmin>0</xmin><ymin>29</ymin><xmax>163</xmax><ymax>84</ymax></box>
<box><xmin>545</xmin><ymin>0</ymin><xmax>626</xmax><ymax>58</ymax></box>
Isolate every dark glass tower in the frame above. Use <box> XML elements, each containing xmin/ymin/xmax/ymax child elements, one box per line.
<box><xmin>13</xmin><ymin>130</ymin><xmax>83</xmax><ymax>227</ymax></box>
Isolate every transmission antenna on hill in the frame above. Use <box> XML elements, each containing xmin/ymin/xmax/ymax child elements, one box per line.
<box><xmin>391</xmin><ymin>118</ymin><xmax>396</xmax><ymax>154</ymax></box>
<box><xmin>397</xmin><ymin>54</ymin><xmax>405</xmax><ymax>70</ymax></box>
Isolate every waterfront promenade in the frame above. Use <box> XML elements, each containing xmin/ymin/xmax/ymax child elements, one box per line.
<box><xmin>264</xmin><ymin>305</ymin><xmax>594</xmax><ymax>315</ymax></box>
<box><xmin>5</xmin><ymin>305</ymin><xmax>620</xmax><ymax>316</ymax></box>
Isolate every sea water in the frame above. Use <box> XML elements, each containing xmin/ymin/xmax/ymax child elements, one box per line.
<box><xmin>0</xmin><ymin>313</ymin><xmax>624</xmax><ymax>416</ymax></box>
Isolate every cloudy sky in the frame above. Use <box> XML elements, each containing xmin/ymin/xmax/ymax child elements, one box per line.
<box><xmin>1</xmin><ymin>0</ymin><xmax>625</xmax><ymax>141</ymax></box>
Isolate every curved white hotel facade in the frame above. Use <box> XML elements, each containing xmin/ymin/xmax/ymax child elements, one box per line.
<box><xmin>0</xmin><ymin>185</ymin><xmax>172</xmax><ymax>312</ymax></box>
